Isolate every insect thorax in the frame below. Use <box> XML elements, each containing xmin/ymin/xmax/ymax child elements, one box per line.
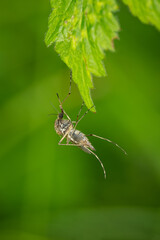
<box><xmin>54</xmin><ymin>118</ymin><xmax>72</xmax><ymax>136</ymax></box>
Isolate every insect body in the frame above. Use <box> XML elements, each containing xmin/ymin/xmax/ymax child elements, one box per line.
<box><xmin>55</xmin><ymin>115</ymin><xmax>95</xmax><ymax>153</ymax></box>
<box><xmin>52</xmin><ymin>72</ymin><xmax>127</xmax><ymax>179</ymax></box>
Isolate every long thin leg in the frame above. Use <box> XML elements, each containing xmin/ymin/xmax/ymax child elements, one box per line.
<box><xmin>76</xmin><ymin>101</ymin><xmax>84</xmax><ymax>122</ymax></box>
<box><xmin>87</xmin><ymin>134</ymin><xmax>127</xmax><ymax>155</ymax></box>
<box><xmin>86</xmin><ymin>148</ymin><xmax>106</xmax><ymax>179</ymax></box>
<box><xmin>70</xmin><ymin>102</ymin><xmax>85</xmax><ymax>138</ymax></box>
<box><xmin>58</xmin><ymin>143</ymin><xmax>79</xmax><ymax>146</ymax></box>
<box><xmin>56</xmin><ymin>93</ymin><xmax>62</xmax><ymax>106</ymax></box>
<box><xmin>56</xmin><ymin>71</ymin><xmax>72</xmax><ymax>121</ymax></box>
<box><xmin>74</xmin><ymin>105</ymin><xmax>95</xmax><ymax>129</ymax></box>
<box><xmin>56</xmin><ymin>93</ymin><xmax>71</xmax><ymax>121</ymax></box>
<box><xmin>63</xmin><ymin>109</ymin><xmax>71</xmax><ymax>121</ymax></box>
<box><xmin>58</xmin><ymin>131</ymin><xmax>70</xmax><ymax>144</ymax></box>
<box><xmin>58</xmin><ymin>142</ymin><xmax>106</xmax><ymax>179</ymax></box>
<box><xmin>62</xmin><ymin>70</ymin><xmax>72</xmax><ymax>104</ymax></box>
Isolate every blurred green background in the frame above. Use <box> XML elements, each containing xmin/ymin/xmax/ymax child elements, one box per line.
<box><xmin>0</xmin><ymin>0</ymin><xmax>160</xmax><ymax>240</ymax></box>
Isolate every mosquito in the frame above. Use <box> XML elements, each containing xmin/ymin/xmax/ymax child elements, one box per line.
<box><xmin>51</xmin><ymin>71</ymin><xmax>127</xmax><ymax>179</ymax></box>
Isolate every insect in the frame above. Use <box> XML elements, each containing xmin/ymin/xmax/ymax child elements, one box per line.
<box><xmin>51</xmin><ymin>71</ymin><xmax>127</xmax><ymax>178</ymax></box>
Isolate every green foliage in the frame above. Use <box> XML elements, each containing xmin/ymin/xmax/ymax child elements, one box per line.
<box><xmin>45</xmin><ymin>0</ymin><xmax>120</xmax><ymax>111</ymax></box>
<box><xmin>122</xmin><ymin>0</ymin><xmax>160</xmax><ymax>30</ymax></box>
<box><xmin>45</xmin><ymin>0</ymin><xmax>160</xmax><ymax>111</ymax></box>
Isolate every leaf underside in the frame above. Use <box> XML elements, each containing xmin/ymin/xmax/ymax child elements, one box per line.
<box><xmin>122</xmin><ymin>0</ymin><xmax>160</xmax><ymax>30</ymax></box>
<box><xmin>45</xmin><ymin>0</ymin><xmax>120</xmax><ymax>111</ymax></box>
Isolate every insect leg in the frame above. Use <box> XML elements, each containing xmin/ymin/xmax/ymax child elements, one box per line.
<box><xmin>58</xmin><ymin>141</ymin><xmax>106</xmax><ymax>178</ymax></box>
<box><xmin>58</xmin><ymin>143</ymin><xmax>78</xmax><ymax>146</ymax></box>
<box><xmin>76</xmin><ymin>101</ymin><xmax>85</xmax><ymax>122</ymax></box>
<box><xmin>87</xmin><ymin>134</ymin><xmax>127</xmax><ymax>155</ymax></box>
<box><xmin>58</xmin><ymin>131</ymin><xmax>69</xmax><ymax>144</ymax></box>
<box><xmin>70</xmin><ymin>102</ymin><xmax>86</xmax><ymax>139</ymax></box>
<box><xmin>63</xmin><ymin>109</ymin><xmax>72</xmax><ymax>121</ymax></box>
<box><xmin>61</xmin><ymin>70</ymin><xmax>72</xmax><ymax>104</ymax></box>
<box><xmin>67</xmin><ymin>135</ymin><xmax>71</xmax><ymax>144</ymax></box>
<box><xmin>71</xmin><ymin>101</ymin><xmax>85</xmax><ymax>132</ymax></box>
<box><xmin>74</xmin><ymin>105</ymin><xmax>95</xmax><ymax>129</ymax></box>
<box><xmin>85</xmin><ymin>147</ymin><xmax>106</xmax><ymax>179</ymax></box>
<box><xmin>56</xmin><ymin>93</ymin><xmax>71</xmax><ymax>121</ymax></box>
<box><xmin>56</xmin><ymin>93</ymin><xmax>62</xmax><ymax>106</ymax></box>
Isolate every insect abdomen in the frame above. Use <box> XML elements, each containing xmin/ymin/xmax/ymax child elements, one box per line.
<box><xmin>69</xmin><ymin>129</ymin><xmax>95</xmax><ymax>152</ymax></box>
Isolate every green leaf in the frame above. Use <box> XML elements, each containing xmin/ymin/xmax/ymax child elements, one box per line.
<box><xmin>45</xmin><ymin>0</ymin><xmax>120</xmax><ymax>111</ymax></box>
<box><xmin>122</xmin><ymin>0</ymin><xmax>160</xmax><ymax>30</ymax></box>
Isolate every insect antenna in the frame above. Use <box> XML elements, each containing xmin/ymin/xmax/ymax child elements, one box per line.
<box><xmin>50</xmin><ymin>102</ymin><xmax>59</xmax><ymax>113</ymax></box>
<box><xmin>87</xmin><ymin>147</ymin><xmax>106</xmax><ymax>179</ymax></box>
<box><xmin>48</xmin><ymin>113</ymin><xmax>59</xmax><ymax>116</ymax></box>
<box><xmin>87</xmin><ymin>134</ymin><xmax>127</xmax><ymax>155</ymax></box>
